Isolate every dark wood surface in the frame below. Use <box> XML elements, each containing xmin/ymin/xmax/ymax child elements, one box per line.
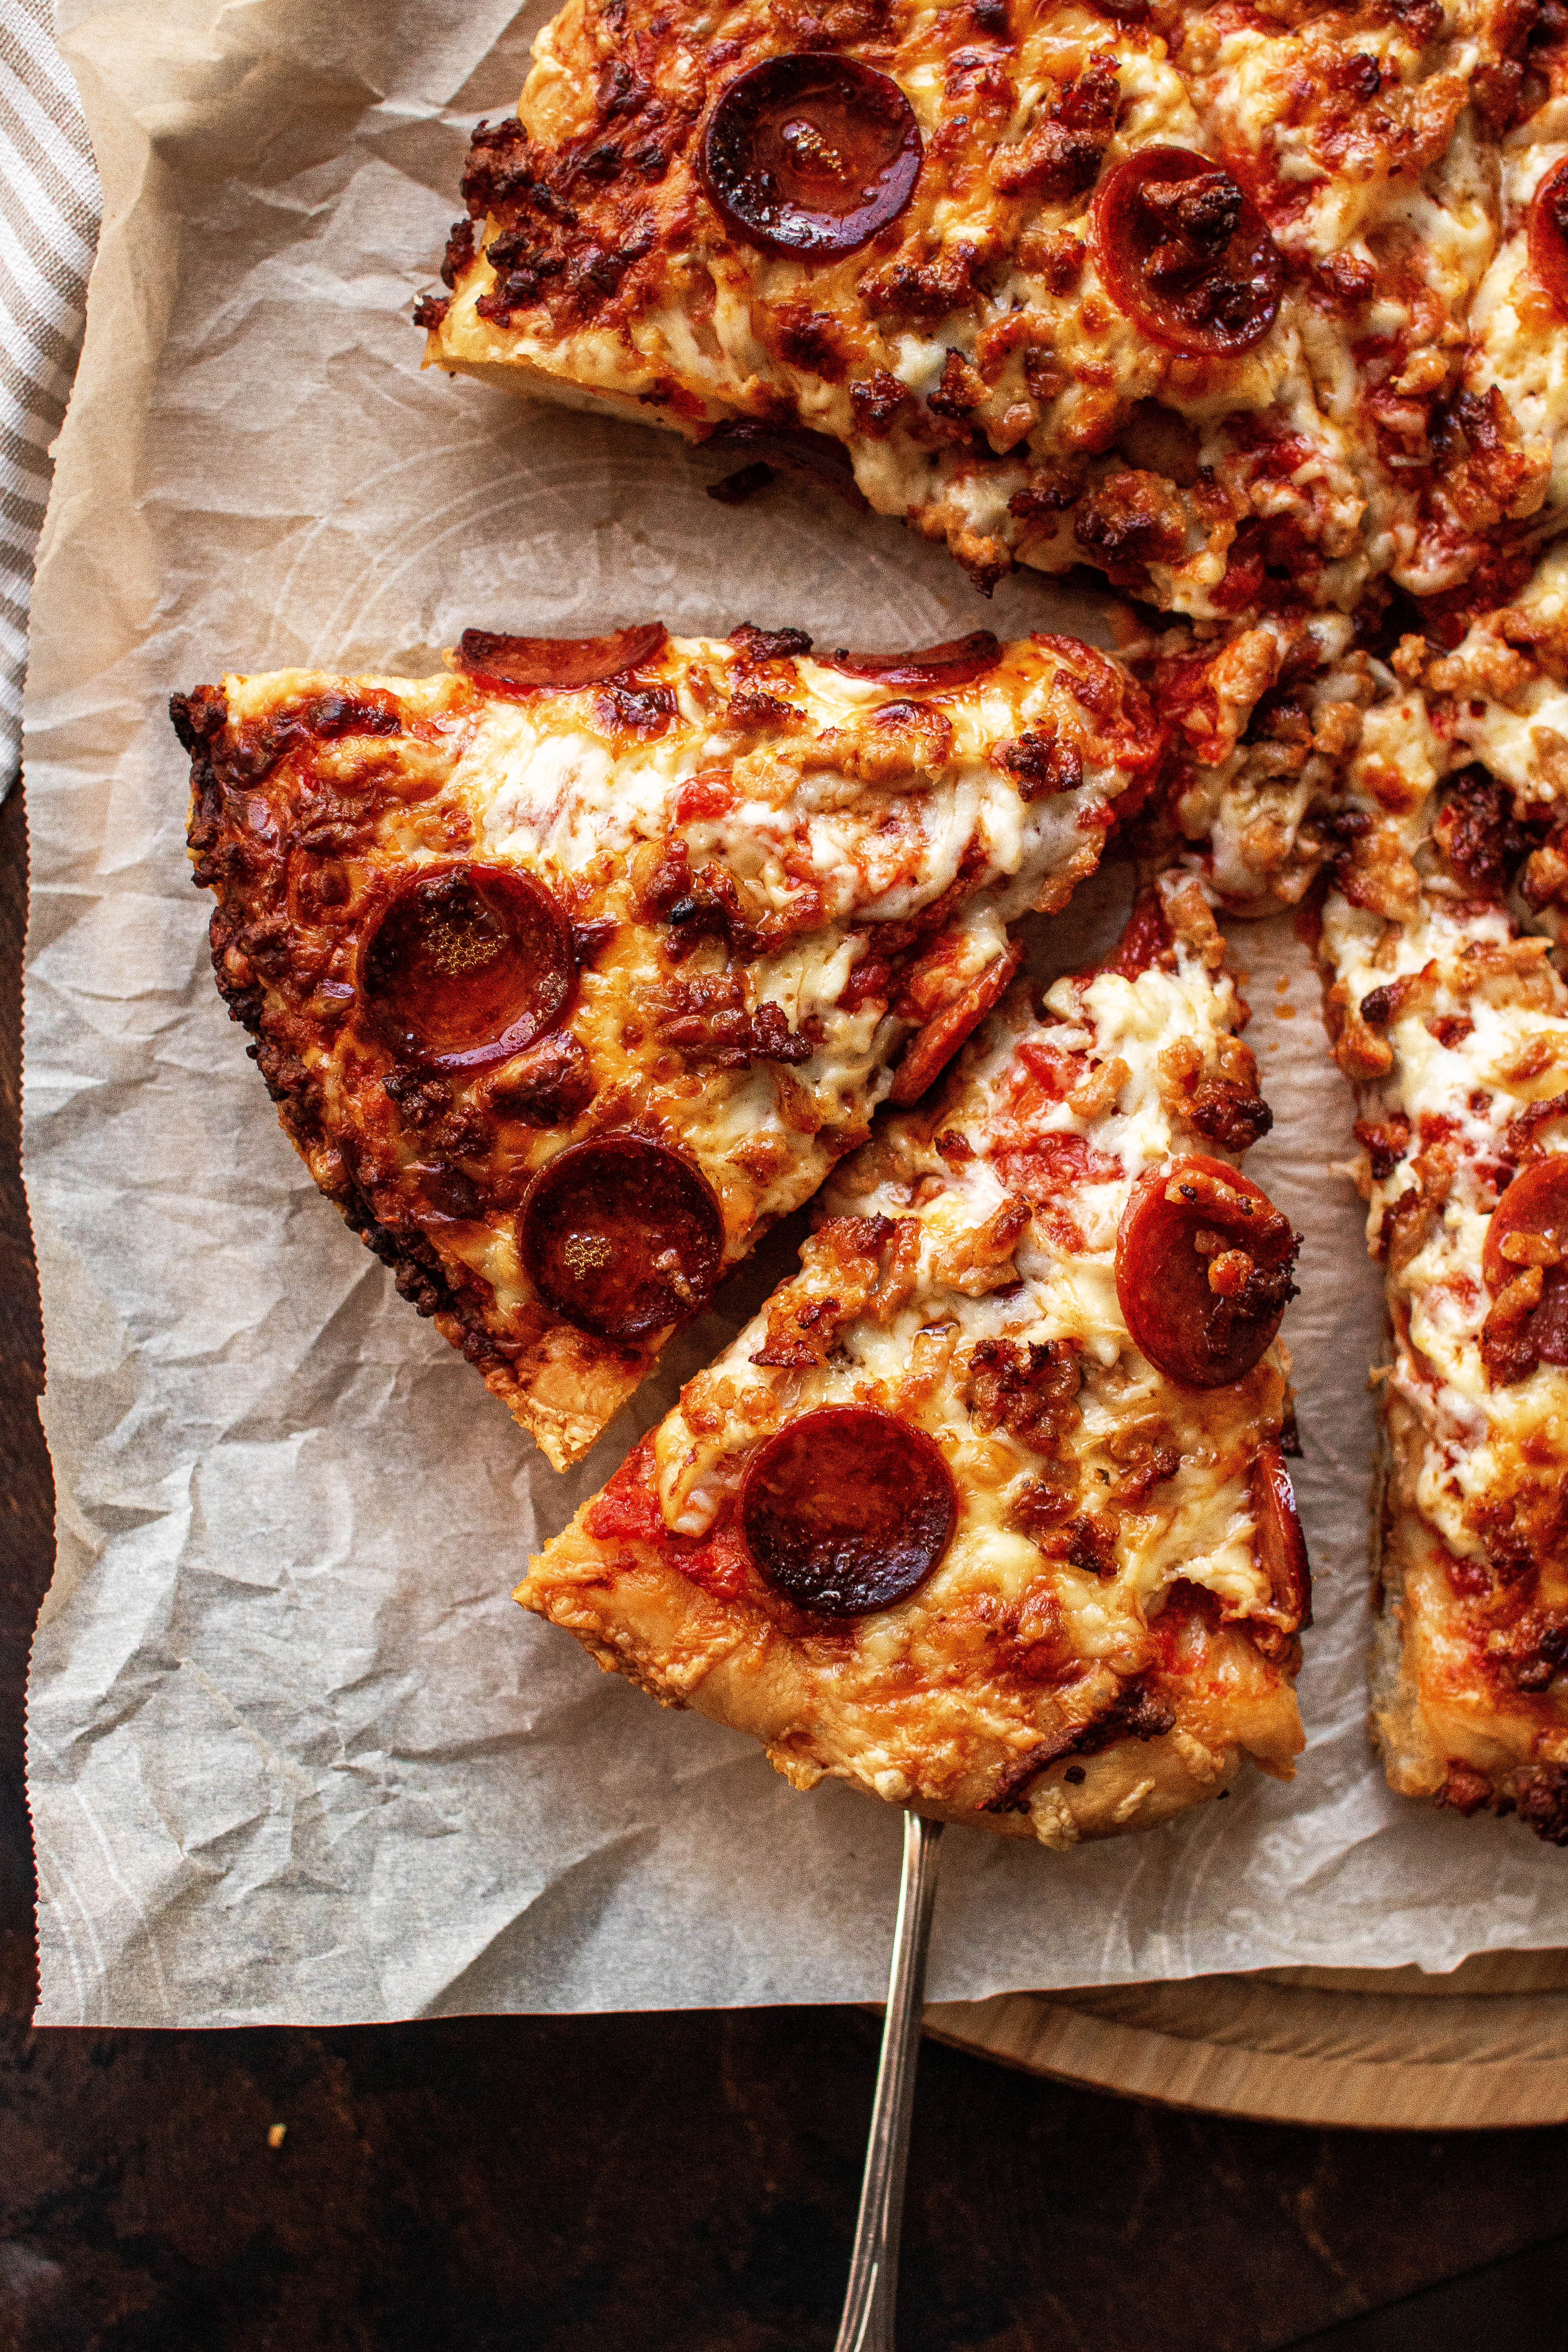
<box><xmin>5</xmin><ymin>772</ymin><xmax>1568</xmax><ymax>2352</ymax></box>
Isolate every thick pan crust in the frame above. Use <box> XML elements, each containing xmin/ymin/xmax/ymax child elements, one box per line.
<box><xmin>419</xmin><ymin>0</ymin><xmax>1549</xmax><ymax>616</ymax></box>
<box><xmin>1314</xmin><ymin>627</ymin><xmax>1568</xmax><ymax>1839</ymax></box>
<box><xmin>520</xmin><ymin>873</ymin><xmax>1308</xmax><ymax>1843</ymax></box>
<box><xmin>175</xmin><ymin>630</ymin><xmax>1170</xmax><ymax>1466</ymax></box>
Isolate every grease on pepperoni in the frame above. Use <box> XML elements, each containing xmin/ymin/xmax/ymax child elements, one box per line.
<box><xmin>518</xmin><ymin>1133</ymin><xmax>724</xmax><ymax>1339</ymax></box>
<box><xmin>1481</xmin><ymin>1156</ymin><xmax>1568</xmax><ymax>1380</ymax></box>
<box><xmin>739</xmin><ymin>1406</ymin><xmax>956</xmax><ymax>1615</ymax></box>
<box><xmin>701</xmin><ymin>55</ymin><xmax>922</xmax><ymax>261</ymax></box>
<box><xmin>361</xmin><ymin>864</ymin><xmax>577</xmax><ymax>1071</ymax></box>
<box><xmin>455</xmin><ymin>623</ymin><xmax>668</xmax><ymax>690</ymax></box>
<box><xmin>822</xmin><ymin>631</ymin><xmax>1002</xmax><ymax>688</ymax></box>
<box><xmin>1092</xmin><ymin>147</ymin><xmax>1282</xmax><ymax>357</ymax></box>
<box><xmin>1250</xmin><ymin>1441</ymin><xmax>1311</xmax><ymax>1633</ymax></box>
<box><xmin>1116</xmin><ymin>1153</ymin><xmax>1298</xmax><ymax>1388</ymax></box>
<box><xmin>1530</xmin><ymin>157</ymin><xmax>1568</xmax><ymax>319</ymax></box>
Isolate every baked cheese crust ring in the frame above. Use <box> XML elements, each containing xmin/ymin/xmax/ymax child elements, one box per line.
<box><xmin>174</xmin><ymin>622</ymin><xmax>1171</xmax><ymax>1468</ymax></box>
<box><xmin>417</xmin><ymin>0</ymin><xmax>1539</xmax><ymax>618</ymax></box>
<box><xmin>520</xmin><ymin>873</ymin><xmax>1308</xmax><ymax>1842</ymax></box>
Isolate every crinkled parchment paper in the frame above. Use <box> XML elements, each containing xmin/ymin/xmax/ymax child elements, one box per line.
<box><xmin>23</xmin><ymin>0</ymin><xmax>1568</xmax><ymax>2027</ymax></box>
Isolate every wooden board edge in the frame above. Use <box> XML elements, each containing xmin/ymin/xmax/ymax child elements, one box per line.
<box><xmin>922</xmin><ymin>1993</ymin><xmax>1568</xmax><ymax>2130</ymax></box>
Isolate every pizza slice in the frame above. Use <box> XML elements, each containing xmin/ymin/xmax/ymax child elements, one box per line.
<box><xmin>1420</xmin><ymin>536</ymin><xmax>1568</xmax><ymax>806</ymax></box>
<box><xmin>173</xmin><ymin>621</ymin><xmax>1163</xmax><ymax>1469</ymax></box>
<box><xmin>1314</xmin><ymin>673</ymin><xmax>1568</xmax><ymax>1840</ymax></box>
<box><xmin>1154</xmin><ymin>530</ymin><xmax>1568</xmax><ymax>933</ymax></box>
<box><xmin>519</xmin><ymin>871</ymin><xmax>1308</xmax><ymax>1841</ymax></box>
<box><xmin>1442</xmin><ymin>13</ymin><xmax>1568</xmax><ymax>602</ymax></box>
<box><xmin>417</xmin><ymin>0</ymin><xmax>1489</xmax><ymax>617</ymax></box>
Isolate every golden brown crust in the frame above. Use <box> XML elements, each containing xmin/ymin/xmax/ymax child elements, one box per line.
<box><xmin>1374</xmin><ymin>1435</ymin><xmax>1568</xmax><ymax>1846</ymax></box>
<box><xmin>524</xmin><ymin>1500</ymin><xmax>1260</xmax><ymax>1842</ymax></box>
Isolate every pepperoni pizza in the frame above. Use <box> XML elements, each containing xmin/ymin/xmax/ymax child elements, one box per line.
<box><xmin>1125</xmin><ymin>605</ymin><xmax>1383</xmax><ymax>916</ymax></box>
<box><xmin>1315</xmin><ymin>622</ymin><xmax>1568</xmax><ymax>1841</ymax></box>
<box><xmin>418</xmin><ymin>0</ymin><xmax>1500</xmax><ymax>618</ymax></box>
<box><xmin>1450</xmin><ymin>13</ymin><xmax>1568</xmax><ymax>597</ymax></box>
<box><xmin>174</xmin><ymin>621</ymin><xmax>1168</xmax><ymax>1469</ymax></box>
<box><xmin>519</xmin><ymin>873</ymin><xmax>1308</xmax><ymax>1840</ymax></box>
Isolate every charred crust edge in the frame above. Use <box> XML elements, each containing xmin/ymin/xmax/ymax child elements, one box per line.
<box><xmin>178</xmin><ymin>684</ymin><xmax>512</xmax><ymax>1382</ymax></box>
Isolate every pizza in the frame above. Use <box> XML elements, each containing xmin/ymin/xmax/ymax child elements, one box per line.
<box><xmin>1314</xmin><ymin>614</ymin><xmax>1568</xmax><ymax>1841</ymax></box>
<box><xmin>416</xmin><ymin>0</ymin><xmax>1506</xmax><ymax>618</ymax></box>
<box><xmin>518</xmin><ymin>871</ymin><xmax>1308</xmax><ymax>1840</ymax></box>
<box><xmin>172</xmin><ymin>621</ymin><xmax>1173</xmax><ymax>1469</ymax></box>
<box><xmin>168</xmin><ymin>0</ymin><xmax>1568</xmax><ymax>1857</ymax></box>
<box><xmin>1449</xmin><ymin>11</ymin><xmax>1568</xmax><ymax>603</ymax></box>
<box><xmin>1425</xmin><ymin>536</ymin><xmax>1568</xmax><ymax>828</ymax></box>
<box><xmin>1130</xmin><ymin>604</ymin><xmax>1383</xmax><ymax>914</ymax></box>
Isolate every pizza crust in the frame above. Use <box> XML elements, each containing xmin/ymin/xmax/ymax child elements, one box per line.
<box><xmin>524</xmin><ymin>1487</ymin><xmax>1288</xmax><ymax>1846</ymax></box>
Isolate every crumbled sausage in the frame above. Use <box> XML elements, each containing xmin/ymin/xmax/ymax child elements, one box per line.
<box><xmin>965</xmin><ymin>1336</ymin><xmax>1081</xmax><ymax>1451</ymax></box>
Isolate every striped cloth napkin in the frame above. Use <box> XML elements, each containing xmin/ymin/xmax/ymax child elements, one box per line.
<box><xmin>1</xmin><ymin>0</ymin><xmax>99</xmax><ymax>795</ymax></box>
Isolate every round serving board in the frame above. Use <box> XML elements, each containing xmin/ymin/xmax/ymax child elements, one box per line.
<box><xmin>923</xmin><ymin>1950</ymin><xmax>1568</xmax><ymax>2129</ymax></box>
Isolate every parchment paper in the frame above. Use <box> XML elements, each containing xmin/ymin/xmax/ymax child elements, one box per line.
<box><xmin>24</xmin><ymin>0</ymin><xmax>1568</xmax><ymax>2029</ymax></box>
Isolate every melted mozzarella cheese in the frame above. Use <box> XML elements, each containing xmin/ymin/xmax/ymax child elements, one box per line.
<box><xmin>428</xmin><ymin>0</ymin><xmax>1492</xmax><ymax>614</ymax></box>
<box><xmin>1464</xmin><ymin>143</ymin><xmax>1568</xmax><ymax>519</ymax></box>
<box><xmin>653</xmin><ymin>921</ymin><xmax>1290</xmax><ymax>1667</ymax></box>
<box><xmin>209</xmin><ymin>634</ymin><xmax>1156</xmax><ymax>1461</ymax></box>
<box><xmin>1323</xmin><ymin>886</ymin><xmax>1568</xmax><ymax>1572</ymax></box>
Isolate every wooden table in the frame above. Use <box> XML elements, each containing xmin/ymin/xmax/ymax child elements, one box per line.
<box><xmin>4</xmin><ymin>777</ymin><xmax>1568</xmax><ymax>2352</ymax></box>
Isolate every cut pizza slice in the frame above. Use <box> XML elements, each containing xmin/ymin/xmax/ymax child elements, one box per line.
<box><xmin>1442</xmin><ymin>14</ymin><xmax>1568</xmax><ymax>602</ymax></box>
<box><xmin>418</xmin><ymin>0</ymin><xmax>1490</xmax><ymax>617</ymax></box>
<box><xmin>1123</xmin><ymin>556</ymin><xmax>1526</xmax><ymax>929</ymax></box>
<box><xmin>1418</xmin><ymin>538</ymin><xmax>1568</xmax><ymax>825</ymax></box>
<box><xmin>1314</xmin><ymin>683</ymin><xmax>1568</xmax><ymax>1841</ymax></box>
<box><xmin>173</xmin><ymin>621</ymin><xmax>1164</xmax><ymax>1469</ymax></box>
<box><xmin>519</xmin><ymin>872</ymin><xmax>1308</xmax><ymax>1842</ymax></box>
<box><xmin>1160</xmin><ymin>531</ymin><xmax>1568</xmax><ymax>931</ymax></box>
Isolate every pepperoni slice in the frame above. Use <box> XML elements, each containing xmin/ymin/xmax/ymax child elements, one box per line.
<box><xmin>1252</xmin><ymin>1441</ymin><xmax>1311</xmax><ymax>1628</ymax></box>
<box><xmin>1092</xmin><ymin>147</ymin><xmax>1282</xmax><ymax>357</ymax></box>
<box><xmin>822</xmin><ymin>632</ymin><xmax>1002</xmax><ymax>689</ymax></box>
<box><xmin>455</xmin><ymin>624</ymin><xmax>668</xmax><ymax>690</ymax></box>
<box><xmin>518</xmin><ymin>1134</ymin><xmax>725</xmax><ymax>1340</ymax></box>
<box><xmin>1483</xmin><ymin>1156</ymin><xmax>1568</xmax><ymax>1365</ymax></box>
<box><xmin>887</xmin><ymin>944</ymin><xmax>1022</xmax><ymax>1106</ymax></box>
<box><xmin>361</xmin><ymin>865</ymin><xmax>576</xmax><ymax>1072</ymax></box>
<box><xmin>739</xmin><ymin>1406</ymin><xmax>956</xmax><ymax>1615</ymax></box>
<box><xmin>1530</xmin><ymin>157</ymin><xmax>1568</xmax><ymax>320</ymax></box>
<box><xmin>701</xmin><ymin>55</ymin><xmax>923</xmax><ymax>261</ymax></box>
<box><xmin>1116</xmin><ymin>1153</ymin><xmax>1298</xmax><ymax>1388</ymax></box>
<box><xmin>1097</xmin><ymin>884</ymin><xmax>1175</xmax><ymax>980</ymax></box>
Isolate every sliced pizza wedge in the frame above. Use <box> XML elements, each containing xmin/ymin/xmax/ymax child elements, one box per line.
<box><xmin>1315</xmin><ymin>694</ymin><xmax>1568</xmax><ymax>1840</ymax></box>
<box><xmin>174</xmin><ymin>622</ymin><xmax>1162</xmax><ymax>1469</ymax></box>
<box><xmin>519</xmin><ymin>872</ymin><xmax>1308</xmax><ymax>1842</ymax></box>
<box><xmin>1443</xmin><ymin>15</ymin><xmax>1568</xmax><ymax>601</ymax></box>
<box><xmin>418</xmin><ymin>0</ymin><xmax>1489</xmax><ymax>617</ymax></box>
